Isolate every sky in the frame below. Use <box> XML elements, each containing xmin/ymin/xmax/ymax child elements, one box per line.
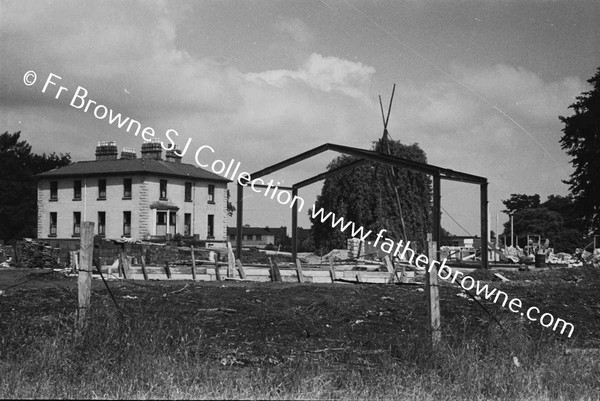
<box><xmin>1</xmin><ymin>0</ymin><xmax>599</xmax><ymax>238</ymax></box>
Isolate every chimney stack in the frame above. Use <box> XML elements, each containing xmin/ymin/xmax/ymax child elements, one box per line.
<box><xmin>120</xmin><ymin>147</ymin><xmax>137</xmax><ymax>159</ymax></box>
<box><xmin>165</xmin><ymin>146</ymin><xmax>182</xmax><ymax>163</ymax></box>
<box><xmin>141</xmin><ymin>139</ymin><xmax>162</xmax><ymax>160</ymax></box>
<box><xmin>95</xmin><ymin>141</ymin><xmax>118</xmax><ymax>161</ymax></box>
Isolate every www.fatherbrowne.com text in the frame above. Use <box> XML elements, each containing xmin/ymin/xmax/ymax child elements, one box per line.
<box><xmin>311</xmin><ymin>204</ymin><xmax>575</xmax><ymax>338</ymax></box>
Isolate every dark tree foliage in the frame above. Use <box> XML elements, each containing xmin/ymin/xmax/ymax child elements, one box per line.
<box><xmin>0</xmin><ymin>132</ymin><xmax>71</xmax><ymax>241</ymax></box>
<box><xmin>559</xmin><ymin>67</ymin><xmax>600</xmax><ymax>234</ymax></box>
<box><xmin>501</xmin><ymin>194</ymin><xmax>541</xmax><ymax>214</ymax></box>
<box><xmin>310</xmin><ymin>137</ymin><xmax>431</xmax><ymax>253</ymax></box>
<box><xmin>501</xmin><ymin>193</ymin><xmax>585</xmax><ymax>252</ymax></box>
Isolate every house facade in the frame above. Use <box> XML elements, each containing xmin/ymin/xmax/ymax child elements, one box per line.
<box><xmin>36</xmin><ymin>141</ymin><xmax>230</xmax><ymax>242</ymax></box>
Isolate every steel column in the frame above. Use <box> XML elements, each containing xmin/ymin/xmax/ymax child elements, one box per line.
<box><xmin>433</xmin><ymin>174</ymin><xmax>441</xmax><ymax>255</ymax></box>
<box><xmin>291</xmin><ymin>187</ymin><xmax>298</xmax><ymax>261</ymax></box>
<box><xmin>480</xmin><ymin>181</ymin><xmax>489</xmax><ymax>269</ymax></box>
<box><xmin>236</xmin><ymin>183</ymin><xmax>243</xmax><ymax>260</ymax></box>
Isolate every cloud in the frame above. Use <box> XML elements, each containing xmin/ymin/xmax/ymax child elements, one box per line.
<box><xmin>379</xmin><ymin>63</ymin><xmax>585</xmax><ymax>233</ymax></box>
<box><xmin>452</xmin><ymin>64</ymin><xmax>583</xmax><ymax>123</ymax></box>
<box><xmin>246</xmin><ymin>53</ymin><xmax>376</xmax><ymax>101</ymax></box>
<box><xmin>0</xmin><ymin>0</ymin><xmax>587</xmax><ymax>233</ymax></box>
<box><xmin>0</xmin><ymin>0</ymin><xmax>377</xmax><ymax>169</ymax></box>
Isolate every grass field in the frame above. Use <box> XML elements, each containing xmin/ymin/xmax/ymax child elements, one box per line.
<box><xmin>0</xmin><ymin>266</ymin><xmax>599</xmax><ymax>399</ymax></box>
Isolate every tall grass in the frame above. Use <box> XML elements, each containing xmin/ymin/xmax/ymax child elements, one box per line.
<box><xmin>1</xmin><ymin>293</ymin><xmax>599</xmax><ymax>400</ymax></box>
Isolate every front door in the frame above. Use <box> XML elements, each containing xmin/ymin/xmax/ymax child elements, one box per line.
<box><xmin>156</xmin><ymin>211</ymin><xmax>167</xmax><ymax>236</ymax></box>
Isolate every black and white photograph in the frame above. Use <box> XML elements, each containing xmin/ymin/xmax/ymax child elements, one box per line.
<box><xmin>1</xmin><ymin>0</ymin><xmax>599</xmax><ymax>399</ymax></box>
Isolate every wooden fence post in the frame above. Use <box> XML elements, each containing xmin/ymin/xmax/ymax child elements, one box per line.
<box><xmin>213</xmin><ymin>258</ymin><xmax>222</xmax><ymax>281</ymax></box>
<box><xmin>227</xmin><ymin>242</ymin><xmax>235</xmax><ymax>278</ymax></box>
<box><xmin>269</xmin><ymin>257</ymin><xmax>282</xmax><ymax>282</ymax></box>
<box><xmin>190</xmin><ymin>245</ymin><xmax>197</xmax><ymax>281</ymax></box>
<box><xmin>164</xmin><ymin>260</ymin><xmax>172</xmax><ymax>279</ymax></box>
<box><xmin>77</xmin><ymin>222</ymin><xmax>94</xmax><ymax>331</ymax></box>
<box><xmin>295</xmin><ymin>259</ymin><xmax>305</xmax><ymax>283</ymax></box>
<box><xmin>328</xmin><ymin>258</ymin><xmax>336</xmax><ymax>283</ymax></box>
<box><xmin>426</xmin><ymin>235</ymin><xmax>441</xmax><ymax>347</ymax></box>
<box><xmin>119</xmin><ymin>251</ymin><xmax>130</xmax><ymax>279</ymax></box>
<box><xmin>140</xmin><ymin>246</ymin><xmax>149</xmax><ymax>281</ymax></box>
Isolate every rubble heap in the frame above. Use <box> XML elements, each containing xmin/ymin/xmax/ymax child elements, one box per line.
<box><xmin>15</xmin><ymin>239</ymin><xmax>63</xmax><ymax>269</ymax></box>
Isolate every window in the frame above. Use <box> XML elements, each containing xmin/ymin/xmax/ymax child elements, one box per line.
<box><xmin>49</xmin><ymin>212</ymin><xmax>57</xmax><ymax>236</ymax></box>
<box><xmin>123</xmin><ymin>211</ymin><xmax>131</xmax><ymax>236</ymax></box>
<box><xmin>185</xmin><ymin>182</ymin><xmax>192</xmax><ymax>202</ymax></box>
<box><xmin>50</xmin><ymin>181</ymin><xmax>58</xmax><ymax>201</ymax></box>
<box><xmin>208</xmin><ymin>184</ymin><xmax>215</xmax><ymax>203</ymax></box>
<box><xmin>255</xmin><ymin>235</ymin><xmax>262</xmax><ymax>241</ymax></box>
<box><xmin>123</xmin><ymin>178</ymin><xmax>132</xmax><ymax>199</ymax></box>
<box><xmin>229</xmin><ymin>234</ymin><xmax>236</xmax><ymax>241</ymax></box>
<box><xmin>73</xmin><ymin>212</ymin><xmax>81</xmax><ymax>236</ymax></box>
<box><xmin>98</xmin><ymin>179</ymin><xmax>106</xmax><ymax>200</ymax></box>
<box><xmin>184</xmin><ymin>213</ymin><xmax>191</xmax><ymax>236</ymax></box>
<box><xmin>73</xmin><ymin>180</ymin><xmax>82</xmax><ymax>200</ymax></box>
<box><xmin>207</xmin><ymin>214</ymin><xmax>214</xmax><ymax>238</ymax></box>
<box><xmin>159</xmin><ymin>179</ymin><xmax>167</xmax><ymax>199</ymax></box>
<box><xmin>98</xmin><ymin>212</ymin><xmax>106</xmax><ymax>236</ymax></box>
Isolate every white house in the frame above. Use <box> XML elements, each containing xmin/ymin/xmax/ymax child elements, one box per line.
<box><xmin>36</xmin><ymin>140</ymin><xmax>230</xmax><ymax>242</ymax></box>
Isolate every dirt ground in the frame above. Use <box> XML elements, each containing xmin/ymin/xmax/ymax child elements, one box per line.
<box><xmin>1</xmin><ymin>265</ymin><xmax>599</xmax><ymax>364</ymax></box>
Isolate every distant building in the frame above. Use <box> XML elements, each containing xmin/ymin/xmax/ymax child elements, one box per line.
<box><xmin>442</xmin><ymin>236</ymin><xmax>481</xmax><ymax>249</ymax></box>
<box><xmin>227</xmin><ymin>226</ymin><xmax>288</xmax><ymax>248</ymax></box>
<box><xmin>35</xmin><ymin>140</ymin><xmax>230</xmax><ymax>242</ymax></box>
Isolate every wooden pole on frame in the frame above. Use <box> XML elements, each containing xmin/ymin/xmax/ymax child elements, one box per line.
<box><xmin>190</xmin><ymin>245</ymin><xmax>197</xmax><ymax>281</ymax></box>
<box><xmin>426</xmin><ymin>234</ymin><xmax>441</xmax><ymax>347</ymax></box>
<box><xmin>77</xmin><ymin>222</ymin><xmax>94</xmax><ymax>331</ymax></box>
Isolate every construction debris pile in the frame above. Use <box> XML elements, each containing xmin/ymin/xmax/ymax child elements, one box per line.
<box><xmin>11</xmin><ymin>239</ymin><xmax>63</xmax><ymax>269</ymax></box>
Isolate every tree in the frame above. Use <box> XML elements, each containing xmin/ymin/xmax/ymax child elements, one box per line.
<box><xmin>500</xmin><ymin>193</ymin><xmax>585</xmax><ymax>252</ymax></box>
<box><xmin>0</xmin><ymin>132</ymin><xmax>71</xmax><ymax>241</ymax></box>
<box><xmin>559</xmin><ymin>67</ymin><xmax>600</xmax><ymax>234</ymax></box>
<box><xmin>501</xmin><ymin>194</ymin><xmax>541</xmax><ymax>214</ymax></box>
<box><xmin>310</xmin><ymin>137</ymin><xmax>431</xmax><ymax>252</ymax></box>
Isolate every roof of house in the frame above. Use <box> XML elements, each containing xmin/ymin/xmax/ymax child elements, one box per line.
<box><xmin>35</xmin><ymin>158</ymin><xmax>230</xmax><ymax>182</ymax></box>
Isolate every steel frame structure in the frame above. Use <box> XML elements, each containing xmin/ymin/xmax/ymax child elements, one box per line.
<box><xmin>235</xmin><ymin>143</ymin><xmax>489</xmax><ymax>268</ymax></box>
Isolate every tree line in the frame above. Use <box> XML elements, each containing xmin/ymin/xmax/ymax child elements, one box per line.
<box><xmin>0</xmin><ymin>132</ymin><xmax>71</xmax><ymax>242</ymax></box>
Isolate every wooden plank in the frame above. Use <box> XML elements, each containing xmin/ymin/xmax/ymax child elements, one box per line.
<box><xmin>77</xmin><ymin>222</ymin><xmax>94</xmax><ymax>331</ymax></box>
<box><xmin>190</xmin><ymin>245</ymin><xmax>197</xmax><ymax>281</ymax></box>
<box><xmin>213</xmin><ymin>259</ymin><xmax>222</xmax><ymax>281</ymax></box>
<box><xmin>295</xmin><ymin>259</ymin><xmax>305</xmax><ymax>283</ymax></box>
<box><xmin>235</xmin><ymin>259</ymin><xmax>246</xmax><ymax>279</ymax></box>
<box><xmin>140</xmin><ymin>246</ymin><xmax>149</xmax><ymax>281</ymax></box>
<box><xmin>426</xmin><ymin>238</ymin><xmax>441</xmax><ymax>347</ymax></box>
<box><xmin>328</xmin><ymin>258</ymin><xmax>336</xmax><ymax>283</ymax></box>
<box><xmin>494</xmin><ymin>272</ymin><xmax>509</xmax><ymax>282</ymax></box>
<box><xmin>164</xmin><ymin>261</ymin><xmax>172</xmax><ymax>279</ymax></box>
<box><xmin>383</xmin><ymin>256</ymin><xmax>396</xmax><ymax>283</ymax></box>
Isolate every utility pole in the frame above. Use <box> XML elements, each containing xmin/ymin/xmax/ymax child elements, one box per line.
<box><xmin>510</xmin><ymin>213</ymin><xmax>514</xmax><ymax>247</ymax></box>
